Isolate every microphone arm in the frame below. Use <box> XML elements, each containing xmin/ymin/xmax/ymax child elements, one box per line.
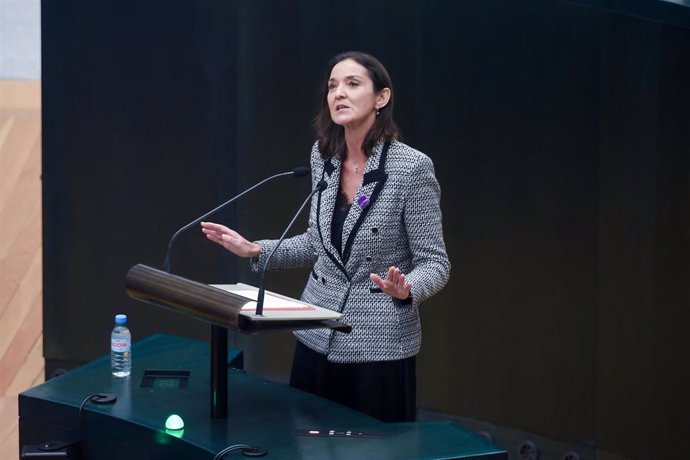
<box><xmin>163</xmin><ymin>166</ymin><xmax>310</xmax><ymax>273</ymax></box>
<box><xmin>255</xmin><ymin>180</ymin><xmax>327</xmax><ymax>316</ymax></box>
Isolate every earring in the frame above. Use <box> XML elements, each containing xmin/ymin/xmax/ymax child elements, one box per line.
<box><xmin>375</xmin><ymin>108</ymin><xmax>381</xmax><ymax>116</ymax></box>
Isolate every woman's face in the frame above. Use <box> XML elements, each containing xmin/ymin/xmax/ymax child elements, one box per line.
<box><xmin>327</xmin><ymin>59</ymin><xmax>388</xmax><ymax>131</ymax></box>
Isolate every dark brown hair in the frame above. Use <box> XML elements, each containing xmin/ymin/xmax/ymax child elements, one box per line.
<box><xmin>314</xmin><ymin>51</ymin><xmax>399</xmax><ymax>159</ymax></box>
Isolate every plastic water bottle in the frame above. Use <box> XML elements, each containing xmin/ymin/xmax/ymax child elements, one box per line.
<box><xmin>111</xmin><ymin>314</ymin><xmax>131</xmax><ymax>377</ymax></box>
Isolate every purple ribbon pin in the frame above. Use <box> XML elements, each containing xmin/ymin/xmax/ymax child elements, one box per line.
<box><xmin>356</xmin><ymin>194</ymin><xmax>370</xmax><ymax>209</ymax></box>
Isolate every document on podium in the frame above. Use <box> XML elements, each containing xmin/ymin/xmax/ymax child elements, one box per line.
<box><xmin>211</xmin><ymin>283</ymin><xmax>342</xmax><ymax>321</ymax></box>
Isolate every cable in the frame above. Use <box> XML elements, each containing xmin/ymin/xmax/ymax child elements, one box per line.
<box><xmin>26</xmin><ymin>393</ymin><xmax>108</xmax><ymax>454</ymax></box>
<box><xmin>213</xmin><ymin>444</ymin><xmax>267</xmax><ymax>459</ymax></box>
<box><xmin>78</xmin><ymin>393</ymin><xmax>101</xmax><ymax>416</ymax></box>
<box><xmin>78</xmin><ymin>393</ymin><xmax>117</xmax><ymax>416</ymax></box>
<box><xmin>212</xmin><ymin>444</ymin><xmax>251</xmax><ymax>459</ymax></box>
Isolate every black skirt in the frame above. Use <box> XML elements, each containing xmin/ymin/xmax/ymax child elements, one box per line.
<box><xmin>289</xmin><ymin>340</ymin><xmax>417</xmax><ymax>423</ymax></box>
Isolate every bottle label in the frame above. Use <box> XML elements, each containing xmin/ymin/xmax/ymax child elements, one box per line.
<box><xmin>111</xmin><ymin>338</ymin><xmax>131</xmax><ymax>353</ymax></box>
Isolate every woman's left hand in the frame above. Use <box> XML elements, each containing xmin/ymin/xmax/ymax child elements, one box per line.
<box><xmin>370</xmin><ymin>266</ymin><xmax>412</xmax><ymax>301</ymax></box>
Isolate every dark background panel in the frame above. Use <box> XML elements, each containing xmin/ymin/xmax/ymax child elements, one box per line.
<box><xmin>413</xmin><ymin>1</ymin><xmax>600</xmax><ymax>443</ymax></box>
<box><xmin>595</xmin><ymin>12</ymin><xmax>690</xmax><ymax>458</ymax></box>
<box><xmin>42</xmin><ymin>0</ymin><xmax>240</xmax><ymax>368</ymax></box>
<box><xmin>41</xmin><ymin>1</ymin><xmax>690</xmax><ymax>458</ymax></box>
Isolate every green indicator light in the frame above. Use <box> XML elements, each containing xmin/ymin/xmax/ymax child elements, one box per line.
<box><xmin>165</xmin><ymin>414</ymin><xmax>184</xmax><ymax>430</ymax></box>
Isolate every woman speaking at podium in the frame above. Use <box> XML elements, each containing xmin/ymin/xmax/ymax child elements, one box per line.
<box><xmin>201</xmin><ymin>51</ymin><xmax>450</xmax><ymax>422</ymax></box>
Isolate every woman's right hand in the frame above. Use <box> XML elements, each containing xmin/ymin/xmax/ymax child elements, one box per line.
<box><xmin>200</xmin><ymin>221</ymin><xmax>261</xmax><ymax>258</ymax></box>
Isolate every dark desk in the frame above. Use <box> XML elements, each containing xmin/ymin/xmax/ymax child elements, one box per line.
<box><xmin>19</xmin><ymin>334</ymin><xmax>506</xmax><ymax>459</ymax></box>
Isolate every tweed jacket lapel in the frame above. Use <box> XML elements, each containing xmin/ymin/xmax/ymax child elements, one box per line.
<box><xmin>316</xmin><ymin>155</ymin><xmax>346</xmax><ymax>274</ymax></box>
<box><xmin>316</xmin><ymin>141</ymin><xmax>390</xmax><ymax>277</ymax></box>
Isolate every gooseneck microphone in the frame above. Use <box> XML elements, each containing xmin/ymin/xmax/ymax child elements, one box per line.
<box><xmin>255</xmin><ymin>179</ymin><xmax>328</xmax><ymax>315</ymax></box>
<box><xmin>163</xmin><ymin>166</ymin><xmax>310</xmax><ymax>273</ymax></box>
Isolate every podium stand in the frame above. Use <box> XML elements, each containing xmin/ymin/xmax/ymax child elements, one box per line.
<box><xmin>18</xmin><ymin>264</ymin><xmax>508</xmax><ymax>458</ymax></box>
<box><xmin>125</xmin><ymin>264</ymin><xmax>351</xmax><ymax>419</ymax></box>
<box><xmin>19</xmin><ymin>334</ymin><xmax>507</xmax><ymax>460</ymax></box>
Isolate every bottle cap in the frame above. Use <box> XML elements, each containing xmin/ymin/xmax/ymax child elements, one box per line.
<box><xmin>115</xmin><ymin>314</ymin><xmax>128</xmax><ymax>324</ymax></box>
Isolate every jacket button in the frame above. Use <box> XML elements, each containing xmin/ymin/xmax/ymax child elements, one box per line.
<box><xmin>371</xmin><ymin>227</ymin><xmax>379</xmax><ymax>234</ymax></box>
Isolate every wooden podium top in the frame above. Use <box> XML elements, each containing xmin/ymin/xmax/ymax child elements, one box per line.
<box><xmin>125</xmin><ymin>264</ymin><xmax>351</xmax><ymax>334</ymax></box>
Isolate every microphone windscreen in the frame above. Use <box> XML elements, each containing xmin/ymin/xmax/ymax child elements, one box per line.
<box><xmin>292</xmin><ymin>166</ymin><xmax>311</xmax><ymax>177</ymax></box>
<box><xmin>316</xmin><ymin>180</ymin><xmax>328</xmax><ymax>191</ymax></box>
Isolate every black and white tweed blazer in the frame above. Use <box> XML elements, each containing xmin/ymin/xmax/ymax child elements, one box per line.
<box><xmin>252</xmin><ymin>139</ymin><xmax>450</xmax><ymax>363</ymax></box>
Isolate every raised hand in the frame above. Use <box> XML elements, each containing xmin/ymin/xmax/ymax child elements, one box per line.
<box><xmin>370</xmin><ymin>266</ymin><xmax>412</xmax><ymax>301</ymax></box>
<box><xmin>200</xmin><ymin>221</ymin><xmax>261</xmax><ymax>258</ymax></box>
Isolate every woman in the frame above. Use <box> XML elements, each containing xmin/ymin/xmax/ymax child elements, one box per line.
<box><xmin>201</xmin><ymin>51</ymin><xmax>450</xmax><ymax>422</ymax></box>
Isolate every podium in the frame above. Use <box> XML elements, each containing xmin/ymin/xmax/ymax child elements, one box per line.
<box><xmin>19</xmin><ymin>265</ymin><xmax>507</xmax><ymax>458</ymax></box>
<box><xmin>19</xmin><ymin>334</ymin><xmax>507</xmax><ymax>459</ymax></box>
<box><xmin>124</xmin><ymin>264</ymin><xmax>351</xmax><ymax>419</ymax></box>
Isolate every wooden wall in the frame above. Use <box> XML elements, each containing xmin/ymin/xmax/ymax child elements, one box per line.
<box><xmin>0</xmin><ymin>79</ymin><xmax>44</xmax><ymax>459</ymax></box>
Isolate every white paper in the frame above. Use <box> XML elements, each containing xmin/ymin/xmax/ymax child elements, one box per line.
<box><xmin>211</xmin><ymin>283</ymin><xmax>342</xmax><ymax>321</ymax></box>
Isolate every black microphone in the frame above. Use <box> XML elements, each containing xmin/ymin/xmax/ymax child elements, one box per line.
<box><xmin>163</xmin><ymin>166</ymin><xmax>310</xmax><ymax>273</ymax></box>
<box><xmin>255</xmin><ymin>179</ymin><xmax>328</xmax><ymax>316</ymax></box>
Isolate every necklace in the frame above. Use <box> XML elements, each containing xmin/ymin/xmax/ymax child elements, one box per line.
<box><xmin>345</xmin><ymin>150</ymin><xmax>365</xmax><ymax>174</ymax></box>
